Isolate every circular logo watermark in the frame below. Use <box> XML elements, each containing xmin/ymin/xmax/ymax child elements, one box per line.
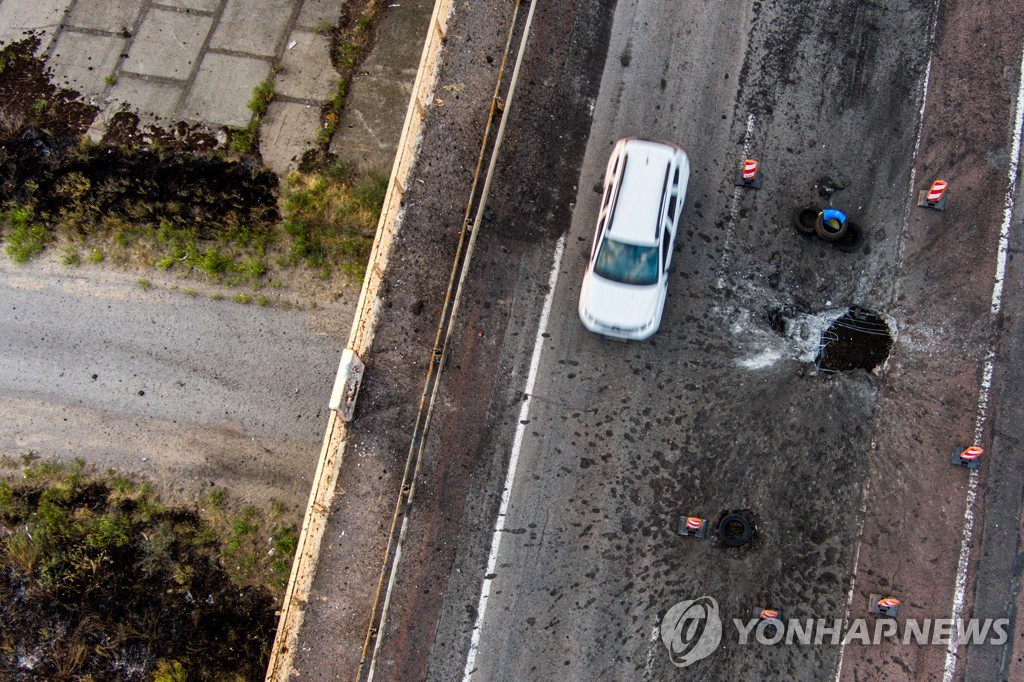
<box><xmin>661</xmin><ymin>596</ymin><xmax>722</xmax><ymax>667</ymax></box>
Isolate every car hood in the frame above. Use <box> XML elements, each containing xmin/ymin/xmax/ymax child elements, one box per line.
<box><xmin>580</xmin><ymin>272</ymin><xmax>662</xmax><ymax>331</ymax></box>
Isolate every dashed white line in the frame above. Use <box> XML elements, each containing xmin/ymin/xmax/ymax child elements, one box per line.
<box><xmin>643</xmin><ymin>625</ymin><xmax>660</xmax><ymax>680</ymax></box>
<box><xmin>941</xmin><ymin>38</ymin><xmax>1024</xmax><ymax>682</ymax></box>
<box><xmin>461</xmin><ymin>233</ymin><xmax>567</xmax><ymax>681</ymax></box>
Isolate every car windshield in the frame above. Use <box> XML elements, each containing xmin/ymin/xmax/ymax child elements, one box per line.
<box><xmin>594</xmin><ymin>238</ymin><xmax>659</xmax><ymax>286</ymax></box>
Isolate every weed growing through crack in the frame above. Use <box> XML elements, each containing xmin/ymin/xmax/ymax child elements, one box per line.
<box><xmin>229</xmin><ymin>77</ymin><xmax>275</xmax><ymax>155</ymax></box>
<box><xmin>311</xmin><ymin>0</ymin><xmax>385</xmax><ymax>147</ymax></box>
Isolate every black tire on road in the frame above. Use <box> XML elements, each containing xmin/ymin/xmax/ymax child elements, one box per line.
<box><xmin>793</xmin><ymin>206</ymin><xmax>819</xmax><ymax>237</ymax></box>
<box><xmin>834</xmin><ymin>222</ymin><xmax>865</xmax><ymax>253</ymax></box>
<box><xmin>718</xmin><ymin>513</ymin><xmax>754</xmax><ymax>547</ymax></box>
<box><xmin>815</xmin><ymin>212</ymin><xmax>847</xmax><ymax>241</ymax></box>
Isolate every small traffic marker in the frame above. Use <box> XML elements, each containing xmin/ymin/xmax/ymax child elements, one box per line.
<box><xmin>677</xmin><ymin>515</ymin><xmax>709</xmax><ymax>538</ymax></box>
<box><xmin>870</xmin><ymin>594</ymin><xmax>900</xmax><ymax>617</ymax></box>
<box><xmin>735</xmin><ymin>159</ymin><xmax>764</xmax><ymax>189</ymax></box>
<box><xmin>917</xmin><ymin>179</ymin><xmax>948</xmax><ymax>211</ymax></box>
<box><xmin>951</xmin><ymin>445</ymin><xmax>983</xmax><ymax>470</ymax></box>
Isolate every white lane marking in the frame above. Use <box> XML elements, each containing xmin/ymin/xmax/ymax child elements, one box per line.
<box><xmin>643</xmin><ymin>625</ymin><xmax>660</xmax><ymax>680</ymax></box>
<box><xmin>716</xmin><ymin>112</ymin><xmax>756</xmax><ymax>290</ymax></box>
<box><xmin>834</xmin><ymin>2</ymin><xmax>942</xmax><ymax>678</ymax></box>
<box><xmin>462</xmin><ymin>234</ymin><xmax>567</xmax><ymax>681</ymax></box>
<box><xmin>941</xmin><ymin>38</ymin><xmax>1024</xmax><ymax>682</ymax></box>
<box><xmin>833</xmin><ymin>478</ymin><xmax>871</xmax><ymax>682</ymax></box>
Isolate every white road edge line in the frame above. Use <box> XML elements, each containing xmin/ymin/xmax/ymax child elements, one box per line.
<box><xmin>834</xmin><ymin>2</ymin><xmax>941</xmax><ymax>678</ymax></box>
<box><xmin>461</xmin><ymin>234</ymin><xmax>567</xmax><ymax>681</ymax></box>
<box><xmin>941</xmin><ymin>38</ymin><xmax>1024</xmax><ymax>682</ymax></box>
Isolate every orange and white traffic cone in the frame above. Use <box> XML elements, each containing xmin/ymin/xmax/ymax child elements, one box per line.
<box><xmin>677</xmin><ymin>515</ymin><xmax>708</xmax><ymax>538</ymax></box>
<box><xmin>951</xmin><ymin>445</ymin><xmax>983</xmax><ymax>470</ymax></box>
<box><xmin>735</xmin><ymin>158</ymin><xmax>764</xmax><ymax>189</ymax></box>
<box><xmin>870</xmin><ymin>594</ymin><xmax>900</xmax><ymax>617</ymax></box>
<box><xmin>917</xmin><ymin>179</ymin><xmax>948</xmax><ymax>210</ymax></box>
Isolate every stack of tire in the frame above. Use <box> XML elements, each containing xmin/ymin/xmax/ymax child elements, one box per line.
<box><xmin>792</xmin><ymin>205</ymin><xmax>865</xmax><ymax>253</ymax></box>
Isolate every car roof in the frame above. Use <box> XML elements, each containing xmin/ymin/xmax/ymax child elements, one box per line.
<box><xmin>607</xmin><ymin>140</ymin><xmax>676</xmax><ymax>246</ymax></box>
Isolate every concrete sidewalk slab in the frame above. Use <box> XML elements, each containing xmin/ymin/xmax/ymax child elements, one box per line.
<box><xmin>330</xmin><ymin>75</ymin><xmax>411</xmax><ymax>169</ymax></box>
<box><xmin>0</xmin><ymin>0</ymin><xmax>70</xmax><ymax>51</ymax></box>
<box><xmin>330</xmin><ymin>0</ymin><xmax>433</xmax><ymax>169</ymax></box>
<box><xmin>261</xmin><ymin>100</ymin><xmax>322</xmax><ymax>174</ymax></box>
<box><xmin>49</xmin><ymin>31</ymin><xmax>125</xmax><ymax>100</ymax></box>
<box><xmin>276</xmin><ymin>31</ymin><xmax>336</xmax><ymax>101</ymax></box>
<box><xmin>296</xmin><ymin>0</ymin><xmax>340</xmax><ymax>31</ymax></box>
<box><xmin>67</xmin><ymin>0</ymin><xmax>143</xmax><ymax>33</ymax></box>
<box><xmin>362</xmin><ymin>0</ymin><xmax>433</xmax><ymax>74</ymax></box>
<box><xmin>209</xmin><ymin>0</ymin><xmax>293</xmax><ymax>58</ymax></box>
<box><xmin>159</xmin><ymin>0</ymin><xmax>220</xmax><ymax>11</ymax></box>
<box><xmin>183</xmin><ymin>52</ymin><xmax>271</xmax><ymax>127</ymax></box>
<box><xmin>122</xmin><ymin>9</ymin><xmax>213</xmax><ymax>80</ymax></box>
<box><xmin>104</xmin><ymin>75</ymin><xmax>184</xmax><ymax>122</ymax></box>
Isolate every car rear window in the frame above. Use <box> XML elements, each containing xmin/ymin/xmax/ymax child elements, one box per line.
<box><xmin>594</xmin><ymin>238</ymin><xmax>659</xmax><ymax>286</ymax></box>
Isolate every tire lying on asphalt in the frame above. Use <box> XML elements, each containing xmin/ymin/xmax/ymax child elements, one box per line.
<box><xmin>834</xmin><ymin>222</ymin><xmax>865</xmax><ymax>253</ymax></box>
<box><xmin>718</xmin><ymin>513</ymin><xmax>754</xmax><ymax>547</ymax></box>
<box><xmin>815</xmin><ymin>212</ymin><xmax>847</xmax><ymax>241</ymax></box>
<box><xmin>793</xmin><ymin>206</ymin><xmax>819</xmax><ymax>237</ymax></box>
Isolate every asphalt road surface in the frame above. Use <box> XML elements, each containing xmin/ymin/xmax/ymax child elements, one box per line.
<box><xmin>0</xmin><ymin>261</ymin><xmax>347</xmax><ymax>509</ymax></box>
<box><xmin>286</xmin><ymin>0</ymin><xmax>1024</xmax><ymax>680</ymax></box>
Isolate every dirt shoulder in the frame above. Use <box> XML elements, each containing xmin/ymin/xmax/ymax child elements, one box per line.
<box><xmin>839</xmin><ymin>0</ymin><xmax>1024</xmax><ymax>679</ymax></box>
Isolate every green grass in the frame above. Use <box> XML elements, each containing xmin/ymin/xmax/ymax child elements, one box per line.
<box><xmin>280</xmin><ymin>163</ymin><xmax>386</xmax><ymax>276</ymax></box>
<box><xmin>181</xmin><ymin>288</ymin><xmax>198</xmax><ymax>297</ymax></box>
<box><xmin>86</xmin><ymin>247</ymin><xmax>104</xmax><ymax>263</ymax></box>
<box><xmin>233</xmin><ymin>292</ymin><xmax>251</xmax><ymax>304</ymax></box>
<box><xmin>136</xmin><ymin>278</ymin><xmax>150</xmax><ymax>290</ymax></box>
<box><xmin>3</xmin><ymin>207</ymin><xmax>48</xmax><ymax>263</ymax></box>
<box><xmin>60</xmin><ymin>245</ymin><xmax>81</xmax><ymax>266</ymax></box>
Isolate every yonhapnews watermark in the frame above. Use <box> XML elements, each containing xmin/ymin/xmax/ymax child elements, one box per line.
<box><xmin>660</xmin><ymin>596</ymin><xmax>1008</xmax><ymax>669</ymax></box>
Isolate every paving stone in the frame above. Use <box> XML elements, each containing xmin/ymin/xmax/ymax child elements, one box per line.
<box><xmin>122</xmin><ymin>8</ymin><xmax>213</xmax><ymax>80</ymax></box>
<box><xmin>155</xmin><ymin>0</ymin><xmax>220</xmax><ymax>11</ymax></box>
<box><xmin>104</xmin><ymin>74</ymin><xmax>184</xmax><ymax>122</ymax></box>
<box><xmin>183</xmin><ymin>52</ymin><xmax>271</xmax><ymax>127</ymax></box>
<box><xmin>209</xmin><ymin>0</ymin><xmax>293</xmax><ymax>57</ymax></box>
<box><xmin>362</xmin><ymin>0</ymin><xmax>433</xmax><ymax>75</ymax></box>
<box><xmin>276</xmin><ymin>30</ymin><xmax>336</xmax><ymax>101</ymax></box>
<box><xmin>295</xmin><ymin>0</ymin><xmax>340</xmax><ymax>30</ymax></box>
<box><xmin>67</xmin><ymin>0</ymin><xmax>143</xmax><ymax>32</ymax></box>
<box><xmin>49</xmin><ymin>31</ymin><xmax>125</xmax><ymax>101</ymax></box>
<box><xmin>0</xmin><ymin>0</ymin><xmax>72</xmax><ymax>52</ymax></box>
<box><xmin>330</xmin><ymin>75</ymin><xmax>411</xmax><ymax>170</ymax></box>
<box><xmin>260</xmin><ymin>100</ymin><xmax>321</xmax><ymax>174</ymax></box>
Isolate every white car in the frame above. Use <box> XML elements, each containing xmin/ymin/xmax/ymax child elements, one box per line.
<box><xmin>578</xmin><ymin>138</ymin><xmax>690</xmax><ymax>340</ymax></box>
